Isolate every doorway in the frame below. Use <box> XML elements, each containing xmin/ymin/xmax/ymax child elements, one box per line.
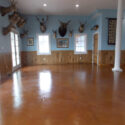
<box><xmin>10</xmin><ymin>31</ymin><xmax>21</xmax><ymax>71</ymax></box>
<box><xmin>93</xmin><ymin>33</ymin><xmax>98</xmax><ymax>64</ymax></box>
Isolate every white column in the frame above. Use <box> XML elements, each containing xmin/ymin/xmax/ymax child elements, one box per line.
<box><xmin>112</xmin><ymin>0</ymin><xmax>123</xmax><ymax>72</ymax></box>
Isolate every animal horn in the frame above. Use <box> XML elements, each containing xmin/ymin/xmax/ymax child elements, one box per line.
<box><xmin>9</xmin><ymin>0</ymin><xmax>13</xmax><ymax>5</ymax></box>
<box><xmin>10</xmin><ymin>0</ymin><xmax>14</xmax><ymax>4</ymax></box>
<box><xmin>58</xmin><ymin>20</ymin><xmax>63</xmax><ymax>24</ymax></box>
<box><xmin>67</xmin><ymin>20</ymin><xmax>71</xmax><ymax>25</ymax></box>
<box><xmin>36</xmin><ymin>16</ymin><xmax>41</xmax><ymax>23</ymax></box>
<box><xmin>46</xmin><ymin>16</ymin><xmax>48</xmax><ymax>22</ymax></box>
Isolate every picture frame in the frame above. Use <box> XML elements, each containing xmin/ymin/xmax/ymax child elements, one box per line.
<box><xmin>108</xmin><ymin>18</ymin><xmax>117</xmax><ymax>45</ymax></box>
<box><xmin>27</xmin><ymin>37</ymin><xmax>34</xmax><ymax>46</ymax></box>
<box><xmin>56</xmin><ymin>38</ymin><xmax>69</xmax><ymax>48</ymax></box>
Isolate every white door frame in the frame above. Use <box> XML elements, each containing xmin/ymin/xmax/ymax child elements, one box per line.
<box><xmin>92</xmin><ymin>32</ymin><xmax>99</xmax><ymax>65</ymax></box>
<box><xmin>10</xmin><ymin>29</ymin><xmax>21</xmax><ymax>72</ymax></box>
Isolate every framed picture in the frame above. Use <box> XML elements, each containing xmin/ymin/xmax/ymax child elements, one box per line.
<box><xmin>27</xmin><ymin>37</ymin><xmax>34</xmax><ymax>46</ymax></box>
<box><xmin>108</xmin><ymin>18</ymin><xmax>117</xmax><ymax>45</ymax></box>
<box><xmin>56</xmin><ymin>38</ymin><xmax>69</xmax><ymax>48</ymax></box>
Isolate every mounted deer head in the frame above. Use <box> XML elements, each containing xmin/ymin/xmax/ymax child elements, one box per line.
<box><xmin>91</xmin><ymin>25</ymin><xmax>99</xmax><ymax>31</ymax></box>
<box><xmin>79</xmin><ymin>22</ymin><xmax>85</xmax><ymax>33</ymax></box>
<box><xmin>36</xmin><ymin>16</ymin><xmax>48</xmax><ymax>33</ymax></box>
<box><xmin>9</xmin><ymin>12</ymin><xmax>21</xmax><ymax>24</ymax></box>
<box><xmin>58</xmin><ymin>20</ymin><xmax>71</xmax><ymax>37</ymax></box>
<box><xmin>20</xmin><ymin>30</ymin><xmax>28</xmax><ymax>38</ymax></box>
<box><xmin>69</xmin><ymin>30</ymin><xmax>73</xmax><ymax>37</ymax></box>
<box><xmin>2</xmin><ymin>23</ymin><xmax>15</xmax><ymax>35</ymax></box>
<box><xmin>17</xmin><ymin>17</ymin><xmax>26</xmax><ymax>28</ymax></box>
<box><xmin>0</xmin><ymin>0</ymin><xmax>17</xmax><ymax>16</ymax></box>
<box><xmin>52</xmin><ymin>30</ymin><xmax>57</xmax><ymax>38</ymax></box>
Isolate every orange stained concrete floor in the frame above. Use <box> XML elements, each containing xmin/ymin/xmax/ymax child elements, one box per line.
<box><xmin>0</xmin><ymin>64</ymin><xmax>125</xmax><ymax>125</ymax></box>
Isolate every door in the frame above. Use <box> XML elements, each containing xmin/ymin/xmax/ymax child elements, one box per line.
<box><xmin>93</xmin><ymin>34</ymin><xmax>98</xmax><ymax>64</ymax></box>
<box><xmin>10</xmin><ymin>32</ymin><xmax>21</xmax><ymax>71</ymax></box>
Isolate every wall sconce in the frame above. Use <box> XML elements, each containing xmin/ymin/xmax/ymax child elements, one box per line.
<box><xmin>52</xmin><ymin>30</ymin><xmax>57</xmax><ymax>38</ymax></box>
<box><xmin>69</xmin><ymin>30</ymin><xmax>73</xmax><ymax>37</ymax></box>
<box><xmin>20</xmin><ymin>29</ymin><xmax>28</xmax><ymax>38</ymax></box>
<box><xmin>91</xmin><ymin>25</ymin><xmax>99</xmax><ymax>31</ymax></box>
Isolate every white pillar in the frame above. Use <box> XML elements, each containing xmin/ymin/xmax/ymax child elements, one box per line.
<box><xmin>112</xmin><ymin>0</ymin><xmax>123</xmax><ymax>72</ymax></box>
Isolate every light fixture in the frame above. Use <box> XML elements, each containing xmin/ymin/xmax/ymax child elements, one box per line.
<box><xmin>75</xmin><ymin>4</ymin><xmax>79</xmax><ymax>8</ymax></box>
<box><xmin>43</xmin><ymin>3</ymin><xmax>47</xmax><ymax>7</ymax></box>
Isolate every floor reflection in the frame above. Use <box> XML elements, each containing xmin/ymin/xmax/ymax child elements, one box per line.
<box><xmin>0</xmin><ymin>102</ymin><xmax>2</xmax><ymax>125</ymax></box>
<box><xmin>39</xmin><ymin>71</ymin><xmax>52</xmax><ymax>98</ymax></box>
<box><xmin>12</xmin><ymin>71</ymin><xmax>22</xmax><ymax>109</ymax></box>
<box><xmin>73</xmin><ymin>119</ymin><xmax>79</xmax><ymax>125</ymax></box>
<box><xmin>44</xmin><ymin>119</ymin><xmax>51</xmax><ymax>125</ymax></box>
<box><xmin>113</xmin><ymin>72</ymin><xmax>120</xmax><ymax>91</ymax></box>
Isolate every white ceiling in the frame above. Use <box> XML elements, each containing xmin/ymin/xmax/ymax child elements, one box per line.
<box><xmin>15</xmin><ymin>0</ymin><xmax>125</xmax><ymax>15</ymax></box>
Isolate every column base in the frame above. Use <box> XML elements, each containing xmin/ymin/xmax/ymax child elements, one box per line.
<box><xmin>112</xmin><ymin>67</ymin><xmax>123</xmax><ymax>72</ymax></box>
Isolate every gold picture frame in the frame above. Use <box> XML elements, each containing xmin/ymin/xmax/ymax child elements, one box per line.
<box><xmin>27</xmin><ymin>37</ymin><xmax>34</xmax><ymax>46</ymax></box>
<box><xmin>56</xmin><ymin>38</ymin><xmax>69</xmax><ymax>48</ymax></box>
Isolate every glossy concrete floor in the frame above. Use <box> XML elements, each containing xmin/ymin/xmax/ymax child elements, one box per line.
<box><xmin>0</xmin><ymin>64</ymin><xmax>125</xmax><ymax>125</ymax></box>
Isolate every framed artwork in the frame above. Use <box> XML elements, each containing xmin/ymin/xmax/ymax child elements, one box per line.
<box><xmin>108</xmin><ymin>18</ymin><xmax>117</xmax><ymax>45</ymax></box>
<box><xmin>27</xmin><ymin>37</ymin><xmax>34</xmax><ymax>46</ymax></box>
<box><xmin>56</xmin><ymin>38</ymin><xmax>69</xmax><ymax>48</ymax></box>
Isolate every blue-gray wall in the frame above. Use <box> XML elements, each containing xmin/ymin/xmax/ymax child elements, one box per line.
<box><xmin>0</xmin><ymin>0</ymin><xmax>22</xmax><ymax>53</ymax></box>
<box><xmin>22</xmin><ymin>15</ymin><xmax>96</xmax><ymax>51</ymax></box>
<box><xmin>0</xmin><ymin>0</ymin><xmax>12</xmax><ymax>54</ymax></box>
<box><xmin>22</xmin><ymin>10</ymin><xmax>125</xmax><ymax>52</ymax></box>
<box><xmin>98</xmin><ymin>10</ymin><xmax>125</xmax><ymax>50</ymax></box>
<box><xmin>0</xmin><ymin>0</ymin><xmax>125</xmax><ymax>53</ymax></box>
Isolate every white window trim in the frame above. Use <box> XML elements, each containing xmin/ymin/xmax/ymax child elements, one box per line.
<box><xmin>37</xmin><ymin>34</ymin><xmax>51</xmax><ymax>55</ymax></box>
<box><xmin>74</xmin><ymin>33</ymin><xmax>88</xmax><ymax>55</ymax></box>
<box><xmin>10</xmin><ymin>30</ymin><xmax>21</xmax><ymax>71</ymax></box>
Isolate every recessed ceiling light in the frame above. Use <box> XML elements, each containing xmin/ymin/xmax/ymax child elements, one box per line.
<box><xmin>43</xmin><ymin>3</ymin><xmax>47</xmax><ymax>7</ymax></box>
<box><xmin>75</xmin><ymin>4</ymin><xmax>79</xmax><ymax>8</ymax></box>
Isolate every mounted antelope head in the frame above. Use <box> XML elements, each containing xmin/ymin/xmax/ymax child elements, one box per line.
<box><xmin>58</xmin><ymin>20</ymin><xmax>71</xmax><ymax>37</ymax></box>
<box><xmin>36</xmin><ymin>16</ymin><xmax>48</xmax><ymax>33</ymax></box>
<box><xmin>0</xmin><ymin>0</ymin><xmax>17</xmax><ymax>16</ymax></box>
<box><xmin>69</xmin><ymin>30</ymin><xmax>73</xmax><ymax>37</ymax></box>
<box><xmin>9</xmin><ymin>12</ymin><xmax>21</xmax><ymax>24</ymax></box>
<box><xmin>79</xmin><ymin>22</ymin><xmax>85</xmax><ymax>33</ymax></box>
<box><xmin>2</xmin><ymin>23</ymin><xmax>15</xmax><ymax>35</ymax></box>
<box><xmin>20</xmin><ymin>30</ymin><xmax>28</xmax><ymax>38</ymax></box>
<box><xmin>17</xmin><ymin>17</ymin><xmax>26</xmax><ymax>28</ymax></box>
<box><xmin>91</xmin><ymin>25</ymin><xmax>99</xmax><ymax>31</ymax></box>
<box><xmin>52</xmin><ymin>30</ymin><xmax>57</xmax><ymax>38</ymax></box>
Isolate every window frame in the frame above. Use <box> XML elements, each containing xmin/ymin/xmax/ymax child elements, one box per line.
<box><xmin>37</xmin><ymin>34</ymin><xmax>51</xmax><ymax>55</ymax></box>
<box><xmin>74</xmin><ymin>33</ymin><xmax>88</xmax><ymax>55</ymax></box>
<box><xmin>10</xmin><ymin>28</ymin><xmax>21</xmax><ymax>71</ymax></box>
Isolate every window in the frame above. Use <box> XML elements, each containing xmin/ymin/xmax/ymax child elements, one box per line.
<box><xmin>74</xmin><ymin>34</ymin><xmax>87</xmax><ymax>54</ymax></box>
<box><xmin>37</xmin><ymin>34</ymin><xmax>51</xmax><ymax>55</ymax></box>
<box><xmin>10</xmin><ymin>32</ymin><xmax>20</xmax><ymax>69</ymax></box>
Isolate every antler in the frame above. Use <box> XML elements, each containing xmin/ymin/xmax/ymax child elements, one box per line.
<box><xmin>46</xmin><ymin>16</ymin><xmax>48</xmax><ymax>23</ymax></box>
<box><xmin>9</xmin><ymin>0</ymin><xmax>13</xmax><ymax>4</ymax></box>
<box><xmin>11</xmin><ymin>0</ymin><xmax>15</xmax><ymax>4</ymax></box>
<box><xmin>36</xmin><ymin>16</ymin><xmax>41</xmax><ymax>23</ymax></box>
<box><xmin>79</xmin><ymin>21</ymin><xmax>87</xmax><ymax>25</ymax></box>
<box><xmin>58</xmin><ymin>20</ymin><xmax>63</xmax><ymax>24</ymax></box>
<box><xmin>9</xmin><ymin>0</ymin><xmax>17</xmax><ymax>5</ymax></box>
<box><xmin>66</xmin><ymin>20</ymin><xmax>71</xmax><ymax>25</ymax></box>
